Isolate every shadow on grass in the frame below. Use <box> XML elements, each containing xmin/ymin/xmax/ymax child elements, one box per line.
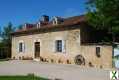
<box><xmin>0</xmin><ymin>58</ymin><xmax>10</xmax><ymax>61</ymax></box>
<box><xmin>0</xmin><ymin>74</ymin><xmax>49</xmax><ymax>80</ymax></box>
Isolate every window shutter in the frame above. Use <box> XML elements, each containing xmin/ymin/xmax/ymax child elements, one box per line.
<box><xmin>62</xmin><ymin>40</ymin><xmax>66</xmax><ymax>53</ymax></box>
<box><xmin>23</xmin><ymin>43</ymin><xmax>25</xmax><ymax>53</ymax></box>
<box><xmin>18</xmin><ymin>43</ymin><xmax>20</xmax><ymax>53</ymax></box>
<box><xmin>52</xmin><ymin>40</ymin><xmax>55</xmax><ymax>52</ymax></box>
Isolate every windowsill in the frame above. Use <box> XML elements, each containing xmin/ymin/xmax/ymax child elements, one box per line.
<box><xmin>54</xmin><ymin>51</ymin><xmax>66</xmax><ymax>54</ymax></box>
<box><xmin>18</xmin><ymin>52</ymin><xmax>25</xmax><ymax>54</ymax></box>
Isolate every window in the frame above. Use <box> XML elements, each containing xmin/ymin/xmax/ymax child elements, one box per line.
<box><xmin>56</xmin><ymin>40</ymin><xmax>62</xmax><ymax>52</ymax></box>
<box><xmin>96</xmin><ymin>47</ymin><xmax>100</xmax><ymax>57</ymax></box>
<box><xmin>53</xmin><ymin>19</ymin><xmax>57</xmax><ymax>25</ymax></box>
<box><xmin>53</xmin><ymin>17</ymin><xmax>58</xmax><ymax>25</ymax></box>
<box><xmin>19</xmin><ymin>42</ymin><xmax>24</xmax><ymax>53</ymax></box>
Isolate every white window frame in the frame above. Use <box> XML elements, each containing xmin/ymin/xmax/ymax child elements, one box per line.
<box><xmin>56</xmin><ymin>40</ymin><xmax>62</xmax><ymax>52</ymax></box>
<box><xmin>53</xmin><ymin>37</ymin><xmax>66</xmax><ymax>53</ymax></box>
<box><xmin>18</xmin><ymin>40</ymin><xmax>25</xmax><ymax>53</ymax></box>
<box><xmin>53</xmin><ymin>17</ymin><xmax>58</xmax><ymax>25</ymax></box>
<box><xmin>37</xmin><ymin>22</ymin><xmax>41</xmax><ymax>28</ymax></box>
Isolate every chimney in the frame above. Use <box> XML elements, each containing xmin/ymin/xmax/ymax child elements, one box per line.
<box><xmin>42</xmin><ymin>15</ymin><xmax>49</xmax><ymax>22</ymax></box>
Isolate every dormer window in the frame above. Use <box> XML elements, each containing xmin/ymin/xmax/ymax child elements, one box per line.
<box><xmin>37</xmin><ymin>22</ymin><xmax>41</xmax><ymax>28</ymax></box>
<box><xmin>53</xmin><ymin>17</ymin><xmax>58</xmax><ymax>25</ymax></box>
<box><xmin>52</xmin><ymin>16</ymin><xmax>64</xmax><ymax>25</ymax></box>
<box><xmin>24</xmin><ymin>23</ymin><xmax>27</xmax><ymax>29</ymax></box>
<box><xmin>23</xmin><ymin>23</ymin><xmax>34</xmax><ymax>30</ymax></box>
<box><xmin>41</xmin><ymin>15</ymin><xmax>49</xmax><ymax>22</ymax></box>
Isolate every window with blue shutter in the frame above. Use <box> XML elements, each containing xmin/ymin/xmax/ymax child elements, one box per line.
<box><xmin>19</xmin><ymin>42</ymin><xmax>25</xmax><ymax>53</ymax></box>
<box><xmin>56</xmin><ymin>40</ymin><xmax>62</xmax><ymax>52</ymax></box>
<box><xmin>19</xmin><ymin>42</ymin><xmax>23</xmax><ymax>52</ymax></box>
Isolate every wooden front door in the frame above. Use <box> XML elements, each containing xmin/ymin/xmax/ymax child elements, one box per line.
<box><xmin>34</xmin><ymin>42</ymin><xmax>40</xmax><ymax>58</ymax></box>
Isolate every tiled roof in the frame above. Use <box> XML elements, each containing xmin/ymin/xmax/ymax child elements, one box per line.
<box><xmin>12</xmin><ymin>15</ymin><xmax>86</xmax><ymax>35</ymax></box>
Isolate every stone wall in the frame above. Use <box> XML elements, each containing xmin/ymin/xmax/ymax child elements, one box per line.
<box><xmin>12</xmin><ymin>28</ymin><xmax>113</xmax><ymax>68</ymax></box>
<box><xmin>80</xmin><ymin>45</ymin><xmax>112</xmax><ymax>68</ymax></box>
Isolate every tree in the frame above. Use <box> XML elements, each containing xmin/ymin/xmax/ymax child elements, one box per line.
<box><xmin>18</xmin><ymin>24</ymin><xmax>23</xmax><ymax>30</ymax></box>
<box><xmin>0</xmin><ymin>27</ymin><xmax>2</xmax><ymax>42</ymax></box>
<box><xmin>2</xmin><ymin>22</ymin><xmax>15</xmax><ymax>44</ymax></box>
<box><xmin>86</xmin><ymin>0</ymin><xmax>119</xmax><ymax>42</ymax></box>
<box><xmin>1</xmin><ymin>22</ymin><xmax>15</xmax><ymax>58</ymax></box>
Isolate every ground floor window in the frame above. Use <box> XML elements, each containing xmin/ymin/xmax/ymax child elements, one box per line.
<box><xmin>19</xmin><ymin>42</ymin><xmax>25</xmax><ymax>53</ymax></box>
<box><xmin>56</xmin><ymin>40</ymin><xmax>62</xmax><ymax>52</ymax></box>
<box><xmin>96</xmin><ymin>47</ymin><xmax>100</xmax><ymax>57</ymax></box>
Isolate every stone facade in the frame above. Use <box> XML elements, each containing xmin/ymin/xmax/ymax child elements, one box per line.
<box><xmin>12</xmin><ymin>28</ymin><xmax>113</xmax><ymax>68</ymax></box>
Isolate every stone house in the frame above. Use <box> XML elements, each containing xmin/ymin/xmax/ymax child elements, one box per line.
<box><xmin>11</xmin><ymin>15</ymin><xmax>113</xmax><ymax>68</ymax></box>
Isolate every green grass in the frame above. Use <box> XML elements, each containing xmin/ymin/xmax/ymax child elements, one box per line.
<box><xmin>0</xmin><ymin>59</ymin><xmax>9</xmax><ymax>61</ymax></box>
<box><xmin>0</xmin><ymin>75</ymin><xmax>49</xmax><ymax>80</ymax></box>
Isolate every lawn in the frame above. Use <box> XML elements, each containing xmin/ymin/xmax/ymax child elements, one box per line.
<box><xmin>0</xmin><ymin>59</ymin><xmax>9</xmax><ymax>61</ymax></box>
<box><xmin>0</xmin><ymin>75</ymin><xmax>49</xmax><ymax>80</ymax></box>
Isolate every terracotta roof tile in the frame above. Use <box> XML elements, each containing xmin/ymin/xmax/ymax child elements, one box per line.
<box><xmin>12</xmin><ymin>15</ymin><xmax>86</xmax><ymax>34</ymax></box>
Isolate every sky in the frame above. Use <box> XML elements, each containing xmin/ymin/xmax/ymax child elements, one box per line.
<box><xmin>0</xmin><ymin>0</ymin><xmax>87</xmax><ymax>29</ymax></box>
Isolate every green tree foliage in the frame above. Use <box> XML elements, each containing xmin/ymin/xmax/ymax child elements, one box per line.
<box><xmin>1</xmin><ymin>22</ymin><xmax>15</xmax><ymax>45</ymax></box>
<box><xmin>0</xmin><ymin>27</ymin><xmax>2</xmax><ymax>42</ymax></box>
<box><xmin>0</xmin><ymin>22</ymin><xmax>15</xmax><ymax>58</ymax></box>
<box><xmin>86</xmin><ymin>0</ymin><xmax>119</xmax><ymax>42</ymax></box>
<box><xmin>18</xmin><ymin>24</ymin><xmax>23</xmax><ymax>30</ymax></box>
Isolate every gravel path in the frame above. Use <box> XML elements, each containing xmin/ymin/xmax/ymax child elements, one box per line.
<box><xmin>0</xmin><ymin>60</ymin><xmax>111</xmax><ymax>80</ymax></box>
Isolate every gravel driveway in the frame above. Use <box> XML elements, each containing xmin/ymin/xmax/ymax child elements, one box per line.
<box><xmin>0</xmin><ymin>60</ymin><xmax>111</xmax><ymax>80</ymax></box>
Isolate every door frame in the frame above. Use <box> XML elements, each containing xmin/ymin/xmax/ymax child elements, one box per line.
<box><xmin>34</xmin><ymin>39</ymin><xmax>41</xmax><ymax>58</ymax></box>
